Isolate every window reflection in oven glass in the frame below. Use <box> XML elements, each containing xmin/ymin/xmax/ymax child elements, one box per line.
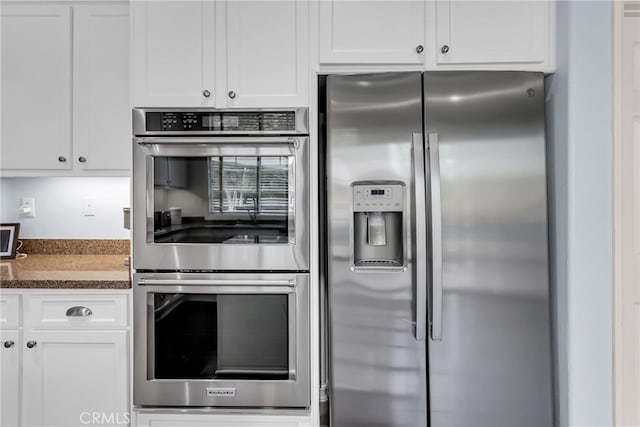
<box><xmin>153</xmin><ymin>293</ymin><xmax>289</xmax><ymax>380</ymax></box>
<box><xmin>152</xmin><ymin>156</ymin><xmax>291</xmax><ymax>244</ymax></box>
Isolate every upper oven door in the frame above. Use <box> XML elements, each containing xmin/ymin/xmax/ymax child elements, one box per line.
<box><xmin>132</xmin><ymin>136</ymin><xmax>309</xmax><ymax>271</ymax></box>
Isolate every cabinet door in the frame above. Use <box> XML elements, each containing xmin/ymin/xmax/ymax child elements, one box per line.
<box><xmin>22</xmin><ymin>330</ymin><xmax>128</xmax><ymax>427</ymax></box>
<box><xmin>435</xmin><ymin>0</ymin><xmax>550</xmax><ymax>65</ymax></box>
<box><xmin>0</xmin><ymin>330</ymin><xmax>20</xmax><ymax>427</ymax></box>
<box><xmin>319</xmin><ymin>0</ymin><xmax>425</xmax><ymax>64</ymax></box>
<box><xmin>73</xmin><ymin>4</ymin><xmax>131</xmax><ymax>171</ymax></box>
<box><xmin>1</xmin><ymin>5</ymin><xmax>72</xmax><ymax>170</ymax></box>
<box><xmin>224</xmin><ymin>0</ymin><xmax>309</xmax><ymax>107</ymax></box>
<box><xmin>132</xmin><ymin>0</ymin><xmax>215</xmax><ymax>107</ymax></box>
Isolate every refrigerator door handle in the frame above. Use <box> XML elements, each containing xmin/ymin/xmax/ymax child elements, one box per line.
<box><xmin>428</xmin><ymin>132</ymin><xmax>443</xmax><ymax>341</ymax></box>
<box><xmin>412</xmin><ymin>132</ymin><xmax>428</xmax><ymax>342</ymax></box>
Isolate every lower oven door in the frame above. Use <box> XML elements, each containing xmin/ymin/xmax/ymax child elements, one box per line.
<box><xmin>133</xmin><ymin>272</ymin><xmax>310</xmax><ymax>408</ymax></box>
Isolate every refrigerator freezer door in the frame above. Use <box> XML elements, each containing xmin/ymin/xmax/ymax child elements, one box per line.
<box><xmin>424</xmin><ymin>72</ymin><xmax>553</xmax><ymax>427</ymax></box>
<box><xmin>326</xmin><ymin>72</ymin><xmax>427</xmax><ymax>427</ymax></box>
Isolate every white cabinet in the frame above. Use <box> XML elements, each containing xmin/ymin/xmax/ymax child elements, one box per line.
<box><xmin>316</xmin><ymin>0</ymin><xmax>555</xmax><ymax>71</ymax></box>
<box><xmin>132</xmin><ymin>0</ymin><xmax>216</xmax><ymax>107</ymax></box>
<box><xmin>428</xmin><ymin>0</ymin><xmax>554</xmax><ymax>70</ymax></box>
<box><xmin>132</xmin><ymin>0</ymin><xmax>309</xmax><ymax>108</ymax></box>
<box><xmin>1</xmin><ymin>5</ymin><xmax>72</xmax><ymax>171</ymax></box>
<box><xmin>1</xmin><ymin>330</ymin><xmax>21</xmax><ymax>427</ymax></box>
<box><xmin>319</xmin><ymin>1</ymin><xmax>426</xmax><ymax>64</ymax></box>
<box><xmin>73</xmin><ymin>4</ymin><xmax>131</xmax><ymax>171</ymax></box>
<box><xmin>22</xmin><ymin>330</ymin><xmax>128</xmax><ymax>427</ymax></box>
<box><xmin>0</xmin><ymin>291</ymin><xmax>130</xmax><ymax>427</ymax></box>
<box><xmin>224</xmin><ymin>1</ymin><xmax>309</xmax><ymax>107</ymax></box>
<box><xmin>0</xmin><ymin>3</ymin><xmax>130</xmax><ymax>176</ymax></box>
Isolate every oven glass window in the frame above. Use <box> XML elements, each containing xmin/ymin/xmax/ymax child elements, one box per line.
<box><xmin>153</xmin><ymin>293</ymin><xmax>289</xmax><ymax>380</ymax></box>
<box><xmin>152</xmin><ymin>156</ymin><xmax>291</xmax><ymax>244</ymax></box>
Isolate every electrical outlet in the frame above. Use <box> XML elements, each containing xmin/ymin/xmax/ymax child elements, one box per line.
<box><xmin>19</xmin><ymin>197</ymin><xmax>36</xmax><ymax>218</ymax></box>
<box><xmin>83</xmin><ymin>197</ymin><xmax>96</xmax><ymax>216</ymax></box>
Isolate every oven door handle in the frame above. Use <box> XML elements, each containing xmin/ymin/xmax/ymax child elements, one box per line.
<box><xmin>137</xmin><ymin>278</ymin><xmax>295</xmax><ymax>287</ymax></box>
<box><xmin>135</xmin><ymin>136</ymin><xmax>300</xmax><ymax>147</ymax></box>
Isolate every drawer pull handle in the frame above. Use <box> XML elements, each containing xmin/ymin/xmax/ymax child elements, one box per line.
<box><xmin>26</xmin><ymin>341</ymin><xmax>37</xmax><ymax>349</ymax></box>
<box><xmin>3</xmin><ymin>341</ymin><xmax>14</xmax><ymax>348</ymax></box>
<box><xmin>66</xmin><ymin>306</ymin><xmax>93</xmax><ymax>317</ymax></box>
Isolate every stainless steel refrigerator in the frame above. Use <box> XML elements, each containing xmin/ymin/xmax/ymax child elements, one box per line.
<box><xmin>323</xmin><ymin>72</ymin><xmax>553</xmax><ymax>427</ymax></box>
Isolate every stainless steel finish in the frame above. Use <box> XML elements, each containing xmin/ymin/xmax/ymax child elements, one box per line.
<box><xmin>135</xmin><ymin>136</ymin><xmax>298</xmax><ymax>145</ymax></box>
<box><xmin>3</xmin><ymin>341</ymin><xmax>14</xmax><ymax>348</ymax></box>
<box><xmin>132</xmin><ymin>108</ymin><xmax>309</xmax><ymax>136</ymax></box>
<box><xmin>26</xmin><ymin>341</ymin><xmax>36</xmax><ymax>349</ymax></box>
<box><xmin>58</xmin><ymin>156</ymin><xmax>66</xmax><ymax>163</ymax></box>
<box><xmin>326</xmin><ymin>72</ymin><xmax>427</xmax><ymax>427</ymax></box>
<box><xmin>228</xmin><ymin>90</ymin><xmax>236</xmax><ymax>99</ymax></box>
<box><xmin>427</xmin><ymin>132</ymin><xmax>443</xmax><ymax>341</ymax></box>
<box><xmin>78</xmin><ymin>156</ymin><xmax>87</xmax><ymax>163</ymax></box>
<box><xmin>65</xmin><ymin>306</ymin><xmax>93</xmax><ymax>317</ymax></box>
<box><xmin>424</xmin><ymin>71</ymin><xmax>552</xmax><ymax>427</ymax></box>
<box><xmin>133</xmin><ymin>272</ymin><xmax>310</xmax><ymax>408</ymax></box>
<box><xmin>412</xmin><ymin>133</ymin><xmax>427</xmax><ymax>342</ymax></box>
<box><xmin>203</xmin><ymin>89</ymin><xmax>211</xmax><ymax>97</ymax></box>
<box><xmin>366</xmin><ymin>212</ymin><xmax>387</xmax><ymax>246</ymax></box>
<box><xmin>416</xmin><ymin>44</ymin><xmax>424</xmax><ymax>53</ymax></box>
<box><xmin>132</xmin><ymin>136</ymin><xmax>309</xmax><ymax>271</ymax></box>
<box><xmin>440</xmin><ymin>45</ymin><xmax>450</xmax><ymax>54</ymax></box>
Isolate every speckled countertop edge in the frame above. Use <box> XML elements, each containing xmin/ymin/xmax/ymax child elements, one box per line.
<box><xmin>1</xmin><ymin>240</ymin><xmax>131</xmax><ymax>289</ymax></box>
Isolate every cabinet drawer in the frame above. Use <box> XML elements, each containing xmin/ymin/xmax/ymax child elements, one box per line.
<box><xmin>0</xmin><ymin>294</ymin><xmax>21</xmax><ymax>329</ymax></box>
<box><xmin>29</xmin><ymin>294</ymin><xmax>128</xmax><ymax>329</ymax></box>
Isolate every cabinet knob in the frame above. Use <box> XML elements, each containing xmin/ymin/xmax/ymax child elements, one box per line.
<box><xmin>441</xmin><ymin>45</ymin><xmax>450</xmax><ymax>54</ymax></box>
<box><xmin>78</xmin><ymin>156</ymin><xmax>87</xmax><ymax>163</ymax></box>
<box><xmin>3</xmin><ymin>341</ymin><xmax>14</xmax><ymax>349</ymax></box>
<box><xmin>228</xmin><ymin>90</ymin><xmax>236</xmax><ymax>99</ymax></box>
<box><xmin>416</xmin><ymin>45</ymin><xmax>424</xmax><ymax>54</ymax></box>
<box><xmin>202</xmin><ymin>89</ymin><xmax>211</xmax><ymax>98</ymax></box>
<box><xmin>26</xmin><ymin>341</ymin><xmax>37</xmax><ymax>349</ymax></box>
<box><xmin>58</xmin><ymin>156</ymin><xmax>67</xmax><ymax>163</ymax></box>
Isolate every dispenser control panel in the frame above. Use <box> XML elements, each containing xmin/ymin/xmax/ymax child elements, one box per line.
<box><xmin>353</xmin><ymin>183</ymin><xmax>404</xmax><ymax>212</ymax></box>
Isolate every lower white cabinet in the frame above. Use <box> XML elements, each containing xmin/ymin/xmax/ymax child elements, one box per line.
<box><xmin>0</xmin><ymin>330</ymin><xmax>21</xmax><ymax>427</ymax></box>
<box><xmin>22</xmin><ymin>330</ymin><xmax>128</xmax><ymax>427</ymax></box>
<box><xmin>0</xmin><ymin>291</ymin><xmax>130</xmax><ymax>427</ymax></box>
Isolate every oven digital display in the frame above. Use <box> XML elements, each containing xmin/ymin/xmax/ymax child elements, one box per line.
<box><xmin>145</xmin><ymin>111</ymin><xmax>296</xmax><ymax>132</ymax></box>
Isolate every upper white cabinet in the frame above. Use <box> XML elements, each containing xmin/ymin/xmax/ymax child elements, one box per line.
<box><xmin>429</xmin><ymin>0</ymin><xmax>553</xmax><ymax>70</ymax></box>
<box><xmin>319</xmin><ymin>1</ymin><xmax>426</xmax><ymax>64</ymax></box>
<box><xmin>224</xmin><ymin>1</ymin><xmax>309</xmax><ymax>107</ymax></box>
<box><xmin>317</xmin><ymin>0</ymin><xmax>555</xmax><ymax>71</ymax></box>
<box><xmin>73</xmin><ymin>4</ymin><xmax>131</xmax><ymax>171</ymax></box>
<box><xmin>0</xmin><ymin>3</ymin><xmax>130</xmax><ymax>176</ymax></box>
<box><xmin>132</xmin><ymin>0</ymin><xmax>216</xmax><ymax>107</ymax></box>
<box><xmin>1</xmin><ymin>5</ymin><xmax>72</xmax><ymax>171</ymax></box>
<box><xmin>132</xmin><ymin>0</ymin><xmax>309</xmax><ymax>108</ymax></box>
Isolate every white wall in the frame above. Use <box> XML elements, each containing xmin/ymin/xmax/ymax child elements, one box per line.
<box><xmin>0</xmin><ymin>177</ymin><xmax>130</xmax><ymax>239</ymax></box>
<box><xmin>547</xmin><ymin>1</ymin><xmax>613</xmax><ymax>426</ymax></box>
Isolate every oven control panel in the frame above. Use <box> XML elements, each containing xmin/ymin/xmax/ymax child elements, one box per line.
<box><xmin>145</xmin><ymin>111</ymin><xmax>297</xmax><ymax>132</ymax></box>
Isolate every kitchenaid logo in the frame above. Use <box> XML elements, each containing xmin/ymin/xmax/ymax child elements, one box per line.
<box><xmin>207</xmin><ymin>387</ymin><xmax>237</xmax><ymax>397</ymax></box>
<box><xmin>79</xmin><ymin>412</ymin><xmax>130</xmax><ymax>425</ymax></box>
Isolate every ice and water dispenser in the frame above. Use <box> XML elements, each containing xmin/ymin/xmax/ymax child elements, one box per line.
<box><xmin>352</xmin><ymin>182</ymin><xmax>404</xmax><ymax>268</ymax></box>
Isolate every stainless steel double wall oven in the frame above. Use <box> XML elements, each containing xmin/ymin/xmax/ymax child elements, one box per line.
<box><xmin>132</xmin><ymin>108</ymin><xmax>310</xmax><ymax>408</ymax></box>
